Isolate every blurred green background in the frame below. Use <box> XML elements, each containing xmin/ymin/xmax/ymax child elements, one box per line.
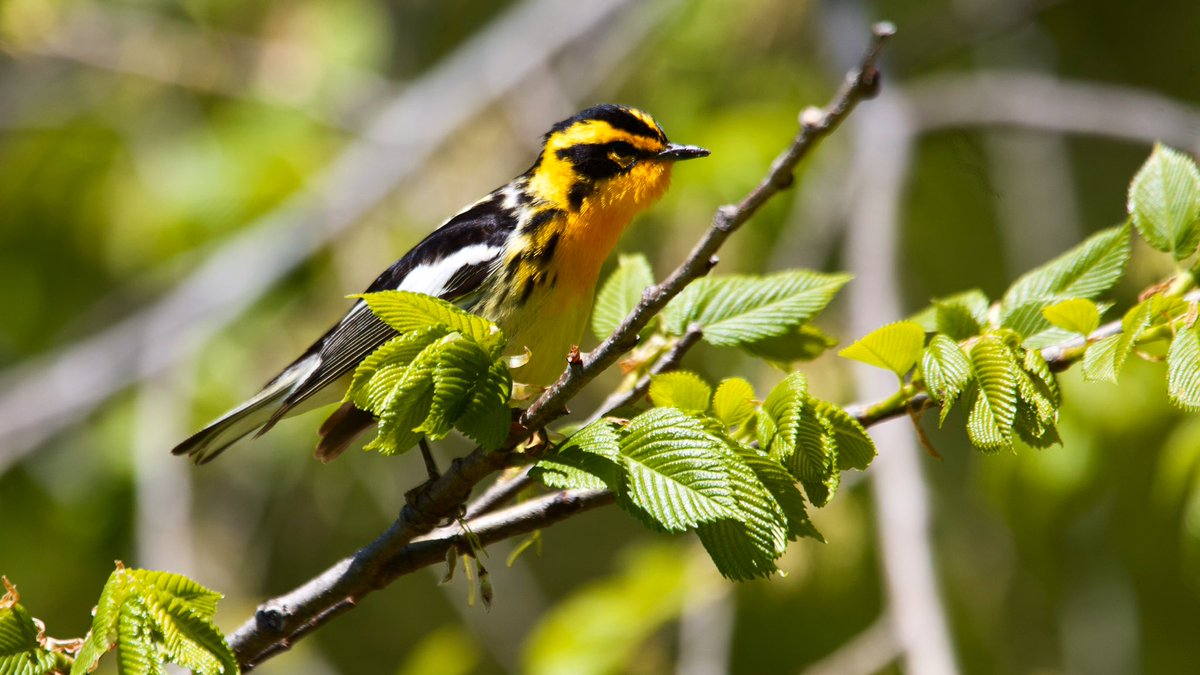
<box><xmin>4</xmin><ymin>0</ymin><xmax>1200</xmax><ymax>673</ymax></box>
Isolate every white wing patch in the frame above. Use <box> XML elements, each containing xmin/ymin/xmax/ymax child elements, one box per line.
<box><xmin>396</xmin><ymin>243</ymin><xmax>502</xmax><ymax>297</ymax></box>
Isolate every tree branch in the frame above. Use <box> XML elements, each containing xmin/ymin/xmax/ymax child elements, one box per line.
<box><xmin>225</xmin><ymin>23</ymin><xmax>897</xmax><ymax>670</ymax></box>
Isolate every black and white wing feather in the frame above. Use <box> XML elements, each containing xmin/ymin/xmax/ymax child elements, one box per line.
<box><xmin>171</xmin><ymin>193</ymin><xmax>517</xmax><ymax>463</ymax></box>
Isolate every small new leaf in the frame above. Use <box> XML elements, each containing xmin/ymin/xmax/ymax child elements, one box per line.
<box><xmin>1169</xmin><ymin>323</ymin><xmax>1200</xmax><ymax>411</ymax></box>
<box><xmin>1129</xmin><ymin>144</ymin><xmax>1200</xmax><ymax>260</ymax></box>
<box><xmin>965</xmin><ymin>335</ymin><xmax>1019</xmax><ymax>452</ymax></box>
<box><xmin>592</xmin><ymin>254</ymin><xmax>655</xmax><ymax>340</ymax></box>
<box><xmin>839</xmin><ymin>320</ymin><xmax>925</xmax><ymax>376</ymax></box>
<box><xmin>356</xmin><ymin>291</ymin><xmax>506</xmax><ymax>357</ymax></box>
<box><xmin>1042</xmin><ymin>298</ymin><xmax>1101</xmax><ymax>336</ymax></box>
<box><xmin>921</xmin><ymin>335</ymin><xmax>973</xmax><ymax>425</ymax></box>
<box><xmin>711</xmin><ymin>378</ymin><xmax>756</xmax><ymax>428</ymax></box>
<box><xmin>0</xmin><ymin>587</ymin><xmax>57</xmax><ymax>675</ymax></box>
<box><xmin>649</xmin><ymin>371</ymin><xmax>712</xmax><ymax>413</ymax></box>
<box><xmin>72</xmin><ymin>567</ymin><xmax>236</xmax><ymax>675</ymax></box>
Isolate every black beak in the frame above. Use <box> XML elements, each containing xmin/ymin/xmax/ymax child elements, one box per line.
<box><xmin>658</xmin><ymin>143</ymin><xmax>710</xmax><ymax>161</ymax></box>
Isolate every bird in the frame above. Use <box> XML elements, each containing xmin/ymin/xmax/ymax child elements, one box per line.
<box><xmin>172</xmin><ymin>104</ymin><xmax>709</xmax><ymax>465</ymax></box>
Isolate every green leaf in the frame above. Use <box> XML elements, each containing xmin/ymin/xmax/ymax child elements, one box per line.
<box><xmin>1129</xmin><ymin>144</ymin><xmax>1200</xmax><ymax>259</ymax></box>
<box><xmin>592</xmin><ymin>254</ymin><xmax>654</xmax><ymax>340</ymax></box>
<box><xmin>711</xmin><ymin>378</ymin><xmax>756</xmax><ymax>428</ymax></box>
<box><xmin>813</xmin><ymin>400</ymin><xmax>876</xmax><ymax>471</ymax></box>
<box><xmin>351</xmin><ymin>328</ymin><xmax>512</xmax><ymax>455</ymax></box>
<box><xmin>455</xmin><ymin>359</ymin><xmax>514</xmax><ymax>450</ymax></box>
<box><xmin>740</xmin><ymin>451</ymin><xmax>822</xmax><ymax>542</ymax></box>
<box><xmin>1042</xmin><ymin>298</ymin><xmax>1101</xmax><ymax>336</ymax></box>
<box><xmin>910</xmin><ymin>289</ymin><xmax>990</xmax><ymax>332</ymax></box>
<box><xmin>72</xmin><ymin>567</ymin><xmax>236</xmax><ymax>675</ymax></box>
<box><xmin>1081</xmin><ymin>296</ymin><xmax>1178</xmax><ymax>384</ymax></box>
<box><xmin>356</xmin><ymin>290</ymin><xmax>506</xmax><ymax>357</ymax></box>
<box><xmin>662</xmin><ymin>271</ymin><xmax>851</xmax><ymax>346</ymax></box>
<box><xmin>1081</xmin><ymin>333</ymin><xmax>1125</xmax><ymax>384</ymax></box>
<box><xmin>999</xmin><ymin>224</ymin><xmax>1131</xmax><ymax>337</ymax></box>
<box><xmin>921</xmin><ymin>335</ymin><xmax>974</xmax><ymax>425</ymax></box>
<box><xmin>838</xmin><ymin>320</ymin><xmax>925</xmax><ymax>376</ymax></box>
<box><xmin>616</xmin><ymin>408</ymin><xmax>737</xmax><ymax>532</ymax></box>
<box><xmin>531</xmin><ymin>421</ymin><xmax>622</xmax><ymax>491</ymax></box>
<box><xmin>1169</xmin><ymin>323</ymin><xmax>1200</xmax><ymax>411</ymax></box>
<box><xmin>756</xmin><ymin>372</ymin><xmax>808</xmax><ymax>452</ymax></box>
<box><xmin>648</xmin><ymin>371</ymin><xmax>712</xmax><ymax>413</ymax></box>
<box><xmin>0</xmin><ymin>595</ymin><xmax>57</xmax><ymax>675</ymax></box>
<box><xmin>787</xmin><ymin>405</ymin><xmax>839</xmax><ymax>507</ymax></box>
<box><xmin>738</xmin><ymin>325</ymin><xmax>838</xmax><ymax>366</ymax></box>
<box><xmin>965</xmin><ymin>335</ymin><xmax>1019</xmax><ymax>452</ymax></box>
<box><xmin>695</xmin><ymin>436</ymin><xmax>790</xmax><ymax>581</ymax></box>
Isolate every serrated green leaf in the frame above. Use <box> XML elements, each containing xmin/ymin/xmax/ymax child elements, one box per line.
<box><xmin>921</xmin><ymin>335</ymin><xmax>973</xmax><ymax>425</ymax></box>
<box><xmin>0</xmin><ymin>599</ymin><xmax>57</xmax><ymax>675</ymax></box>
<box><xmin>346</xmin><ymin>327</ymin><xmax>448</xmax><ymax>409</ymax></box>
<box><xmin>694</xmin><ymin>436</ymin><xmax>790</xmax><ymax>581</ymax></box>
<box><xmin>788</xmin><ymin>405</ymin><xmax>839</xmax><ymax>507</ymax></box>
<box><xmin>910</xmin><ymin>289</ymin><xmax>990</xmax><ymax>332</ymax></box>
<box><xmin>740</xmin><ymin>451</ymin><xmax>822</xmax><ymax>542</ymax></box>
<box><xmin>455</xmin><ymin>359</ymin><xmax>514</xmax><ymax>450</ymax></box>
<box><xmin>813</xmin><ymin>400</ymin><xmax>876</xmax><ymax>471</ymax></box>
<box><xmin>648</xmin><ymin>371</ymin><xmax>712</xmax><ymax>413</ymax></box>
<box><xmin>999</xmin><ymin>224</ymin><xmax>1131</xmax><ymax>337</ymax></box>
<box><xmin>592</xmin><ymin>254</ymin><xmax>654</xmax><ymax>340</ymax></box>
<box><xmin>738</xmin><ymin>325</ymin><xmax>838</xmax><ymax>367</ymax></box>
<box><xmin>1042</xmin><ymin>298</ymin><xmax>1101</xmax><ymax>336</ymax></box>
<box><xmin>417</xmin><ymin>336</ymin><xmax>496</xmax><ymax>439</ymax></box>
<box><xmin>756</xmin><ymin>372</ymin><xmax>807</xmax><ymax>452</ymax></box>
<box><xmin>616</xmin><ymin>408</ymin><xmax>737</xmax><ymax>532</ymax></box>
<box><xmin>1081</xmin><ymin>296</ymin><xmax>1176</xmax><ymax>384</ymax></box>
<box><xmin>1169</xmin><ymin>323</ymin><xmax>1200</xmax><ymax>411</ymax></box>
<box><xmin>839</xmin><ymin>321</ymin><xmax>925</xmax><ymax>376</ymax></box>
<box><xmin>357</xmin><ymin>290</ymin><xmax>506</xmax><ymax>356</ymax></box>
<box><xmin>934</xmin><ymin>300</ymin><xmax>984</xmax><ymax>341</ymax></box>
<box><xmin>966</xmin><ymin>336</ymin><xmax>1019</xmax><ymax>452</ymax></box>
<box><xmin>662</xmin><ymin>271</ymin><xmax>851</xmax><ymax>346</ymax></box>
<box><xmin>530</xmin><ymin>421</ymin><xmax>622</xmax><ymax>491</ymax></box>
<box><xmin>73</xmin><ymin>568</ymin><xmax>236</xmax><ymax>675</ymax></box>
<box><xmin>1013</xmin><ymin>396</ymin><xmax>1062</xmax><ymax>448</ymax></box>
<box><xmin>1129</xmin><ymin>144</ymin><xmax>1200</xmax><ymax>259</ymax></box>
<box><xmin>1081</xmin><ymin>333</ymin><xmax>1125</xmax><ymax>384</ymax></box>
<box><xmin>711</xmin><ymin>378</ymin><xmax>756</xmax><ymax>428</ymax></box>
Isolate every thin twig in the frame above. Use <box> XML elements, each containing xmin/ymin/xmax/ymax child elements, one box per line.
<box><xmin>226</xmin><ymin>24</ymin><xmax>897</xmax><ymax>670</ymax></box>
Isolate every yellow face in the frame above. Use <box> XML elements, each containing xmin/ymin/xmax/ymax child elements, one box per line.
<box><xmin>528</xmin><ymin>105</ymin><xmax>707</xmax><ymax>217</ymax></box>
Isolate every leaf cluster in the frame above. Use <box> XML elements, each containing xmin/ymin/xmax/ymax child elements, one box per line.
<box><xmin>530</xmin><ymin>372</ymin><xmax>874</xmax><ymax>580</ymax></box>
<box><xmin>347</xmin><ymin>291</ymin><xmax>514</xmax><ymax>454</ymax></box>
<box><xmin>843</xmin><ymin>143</ymin><xmax>1200</xmax><ymax>453</ymax></box>
<box><xmin>1</xmin><ymin>567</ymin><xmax>237</xmax><ymax>675</ymax></box>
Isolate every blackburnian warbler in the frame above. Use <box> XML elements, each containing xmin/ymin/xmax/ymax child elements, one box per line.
<box><xmin>172</xmin><ymin>104</ymin><xmax>708</xmax><ymax>464</ymax></box>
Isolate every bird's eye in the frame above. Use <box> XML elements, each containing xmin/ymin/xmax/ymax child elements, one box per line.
<box><xmin>608</xmin><ymin>150</ymin><xmax>636</xmax><ymax>170</ymax></box>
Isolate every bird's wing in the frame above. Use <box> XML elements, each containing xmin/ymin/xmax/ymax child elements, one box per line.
<box><xmin>259</xmin><ymin>194</ymin><xmax>518</xmax><ymax>429</ymax></box>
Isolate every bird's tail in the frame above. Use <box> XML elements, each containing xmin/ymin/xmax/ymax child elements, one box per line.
<box><xmin>171</xmin><ymin>356</ymin><xmax>318</xmax><ymax>464</ymax></box>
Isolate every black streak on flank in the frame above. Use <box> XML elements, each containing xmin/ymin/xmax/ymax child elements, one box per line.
<box><xmin>525</xmin><ymin>208</ymin><xmax>563</xmax><ymax>235</ymax></box>
<box><xmin>538</xmin><ymin>232</ymin><xmax>561</xmax><ymax>263</ymax></box>
<box><xmin>519</xmin><ymin>278</ymin><xmax>537</xmax><ymax>305</ymax></box>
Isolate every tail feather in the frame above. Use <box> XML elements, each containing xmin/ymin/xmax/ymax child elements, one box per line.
<box><xmin>171</xmin><ymin>356</ymin><xmax>318</xmax><ymax>464</ymax></box>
